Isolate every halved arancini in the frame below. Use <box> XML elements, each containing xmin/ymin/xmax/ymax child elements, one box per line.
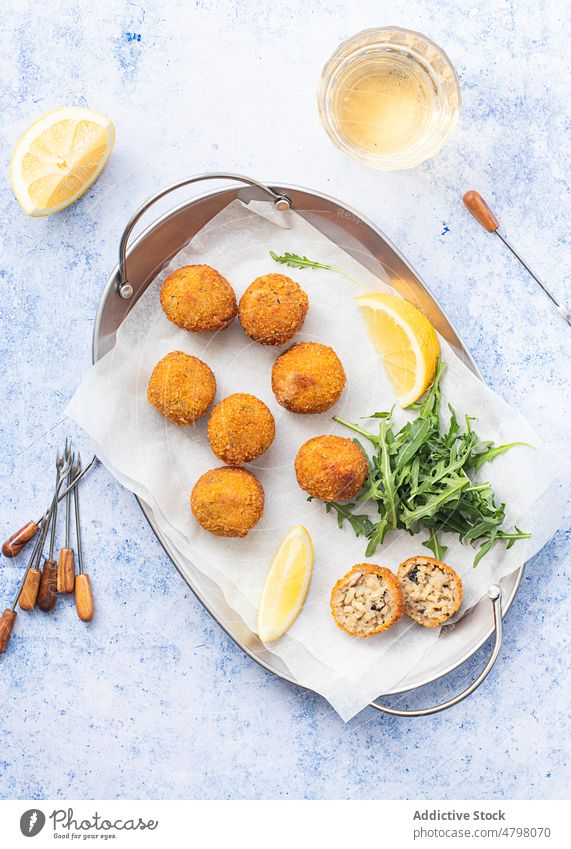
<box><xmin>331</xmin><ymin>564</ymin><xmax>404</xmax><ymax>637</ymax></box>
<box><xmin>397</xmin><ymin>556</ymin><xmax>462</xmax><ymax>627</ymax></box>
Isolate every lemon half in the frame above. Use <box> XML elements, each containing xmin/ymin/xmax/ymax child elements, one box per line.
<box><xmin>356</xmin><ymin>292</ymin><xmax>440</xmax><ymax>407</ymax></box>
<box><xmin>257</xmin><ymin>525</ymin><xmax>314</xmax><ymax>643</ymax></box>
<box><xmin>10</xmin><ymin>107</ymin><xmax>115</xmax><ymax>216</ymax></box>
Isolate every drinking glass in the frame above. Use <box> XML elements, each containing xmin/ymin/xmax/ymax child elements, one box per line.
<box><xmin>317</xmin><ymin>27</ymin><xmax>461</xmax><ymax>171</ymax></box>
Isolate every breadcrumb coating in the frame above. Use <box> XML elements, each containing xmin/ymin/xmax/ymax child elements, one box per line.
<box><xmin>238</xmin><ymin>273</ymin><xmax>308</xmax><ymax>346</ymax></box>
<box><xmin>190</xmin><ymin>467</ymin><xmax>265</xmax><ymax>537</ymax></box>
<box><xmin>330</xmin><ymin>564</ymin><xmax>404</xmax><ymax>637</ymax></box>
<box><xmin>160</xmin><ymin>265</ymin><xmax>237</xmax><ymax>333</ymax></box>
<box><xmin>294</xmin><ymin>435</ymin><xmax>368</xmax><ymax>501</ymax></box>
<box><xmin>147</xmin><ymin>350</ymin><xmax>216</xmax><ymax>425</ymax></box>
<box><xmin>207</xmin><ymin>393</ymin><xmax>275</xmax><ymax>465</ymax></box>
<box><xmin>272</xmin><ymin>342</ymin><xmax>346</xmax><ymax>414</ymax></box>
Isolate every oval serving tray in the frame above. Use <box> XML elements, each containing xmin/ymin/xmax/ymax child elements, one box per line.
<box><xmin>94</xmin><ymin>174</ymin><xmax>523</xmax><ymax>716</ymax></box>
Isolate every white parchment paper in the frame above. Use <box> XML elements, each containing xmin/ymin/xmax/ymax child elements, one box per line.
<box><xmin>67</xmin><ymin>200</ymin><xmax>562</xmax><ymax>720</ymax></box>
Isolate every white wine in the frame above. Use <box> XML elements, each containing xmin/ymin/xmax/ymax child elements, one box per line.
<box><xmin>333</xmin><ymin>55</ymin><xmax>434</xmax><ymax>156</ymax></box>
<box><xmin>318</xmin><ymin>28</ymin><xmax>461</xmax><ymax>170</ymax></box>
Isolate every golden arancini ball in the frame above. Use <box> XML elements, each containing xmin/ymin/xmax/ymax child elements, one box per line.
<box><xmin>147</xmin><ymin>351</ymin><xmax>216</xmax><ymax>425</ymax></box>
<box><xmin>272</xmin><ymin>342</ymin><xmax>346</xmax><ymax>414</ymax></box>
<box><xmin>207</xmin><ymin>393</ymin><xmax>275</xmax><ymax>466</ymax></box>
<box><xmin>294</xmin><ymin>435</ymin><xmax>368</xmax><ymax>501</ymax></box>
<box><xmin>238</xmin><ymin>273</ymin><xmax>309</xmax><ymax>346</ymax></box>
<box><xmin>160</xmin><ymin>265</ymin><xmax>237</xmax><ymax>333</ymax></box>
<box><xmin>397</xmin><ymin>556</ymin><xmax>463</xmax><ymax>628</ymax></box>
<box><xmin>190</xmin><ymin>467</ymin><xmax>265</xmax><ymax>537</ymax></box>
<box><xmin>330</xmin><ymin>564</ymin><xmax>404</xmax><ymax>637</ymax></box>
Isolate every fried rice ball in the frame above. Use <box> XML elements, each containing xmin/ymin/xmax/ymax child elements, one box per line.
<box><xmin>397</xmin><ymin>556</ymin><xmax>463</xmax><ymax>628</ymax></box>
<box><xmin>294</xmin><ymin>435</ymin><xmax>368</xmax><ymax>501</ymax></box>
<box><xmin>238</xmin><ymin>273</ymin><xmax>309</xmax><ymax>346</ymax></box>
<box><xmin>160</xmin><ymin>265</ymin><xmax>237</xmax><ymax>333</ymax></box>
<box><xmin>147</xmin><ymin>351</ymin><xmax>216</xmax><ymax>425</ymax></box>
<box><xmin>190</xmin><ymin>467</ymin><xmax>265</xmax><ymax>537</ymax></box>
<box><xmin>272</xmin><ymin>342</ymin><xmax>346</xmax><ymax>414</ymax></box>
<box><xmin>330</xmin><ymin>564</ymin><xmax>404</xmax><ymax>637</ymax></box>
<box><xmin>207</xmin><ymin>393</ymin><xmax>275</xmax><ymax>465</ymax></box>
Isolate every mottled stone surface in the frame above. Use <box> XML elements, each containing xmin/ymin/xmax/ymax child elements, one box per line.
<box><xmin>0</xmin><ymin>0</ymin><xmax>569</xmax><ymax>800</ymax></box>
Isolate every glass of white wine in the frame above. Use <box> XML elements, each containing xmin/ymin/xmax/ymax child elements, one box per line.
<box><xmin>318</xmin><ymin>27</ymin><xmax>461</xmax><ymax>171</ymax></box>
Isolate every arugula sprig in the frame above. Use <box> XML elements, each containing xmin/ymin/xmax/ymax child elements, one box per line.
<box><xmin>269</xmin><ymin>250</ymin><xmax>359</xmax><ymax>285</ymax></box>
<box><xmin>324</xmin><ymin>502</ymin><xmax>374</xmax><ymax>538</ymax></box>
<box><xmin>323</xmin><ymin>362</ymin><xmax>532</xmax><ymax>567</ymax></box>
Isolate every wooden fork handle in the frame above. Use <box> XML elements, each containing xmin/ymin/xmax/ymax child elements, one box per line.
<box><xmin>0</xmin><ymin>609</ymin><xmax>17</xmax><ymax>653</ymax></box>
<box><xmin>57</xmin><ymin>548</ymin><xmax>75</xmax><ymax>594</ymax></box>
<box><xmin>37</xmin><ymin>560</ymin><xmax>57</xmax><ymax>612</ymax></box>
<box><xmin>20</xmin><ymin>568</ymin><xmax>41</xmax><ymax>610</ymax></box>
<box><xmin>75</xmin><ymin>574</ymin><xmax>94</xmax><ymax>622</ymax></box>
<box><xmin>463</xmin><ymin>191</ymin><xmax>500</xmax><ymax>232</ymax></box>
<box><xmin>2</xmin><ymin>520</ymin><xmax>39</xmax><ymax>558</ymax></box>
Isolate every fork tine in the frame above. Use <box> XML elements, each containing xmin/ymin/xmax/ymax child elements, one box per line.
<box><xmin>56</xmin><ymin>440</ymin><xmax>68</xmax><ymax>471</ymax></box>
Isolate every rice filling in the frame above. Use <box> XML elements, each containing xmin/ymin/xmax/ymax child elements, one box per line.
<box><xmin>398</xmin><ymin>556</ymin><xmax>462</xmax><ymax>627</ymax></box>
<box><xmin>330</xmin><ymin>565</ymin><xmax>404</xmax><ymax>637</ymax></box>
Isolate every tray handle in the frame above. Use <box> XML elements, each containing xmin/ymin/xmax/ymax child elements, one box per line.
<box><xmin>117</xmin><ymin>172</ymin><xmax>292</xmax><ymax>298</ymax></box>
<box><xmin>369</xmin><ymin>585</ymin><xmax>503</xmax><ymax>717</ymax></box>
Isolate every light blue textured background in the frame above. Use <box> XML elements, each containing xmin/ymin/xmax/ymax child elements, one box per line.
<box><xmin>1</xmin><ymin>0</ymin><xmax>569</xmax><ymax>800</ymax></box>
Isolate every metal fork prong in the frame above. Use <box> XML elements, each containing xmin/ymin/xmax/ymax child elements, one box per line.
<box><xmin>56</xmin><ymin>460</ymin><xmax>72</xmax><ymax>489</ymax></box>
<box><xmin>64</xmin><ymin>451</ymin><xmax>75</xmax><ymax>547</ymax></box>
<box><xmin>34</xmin><ymin>455</ymin><xmax>96</xmax><ymax>526</ymax></box>
<box><xmin>57</xmin><ymin>456</ymin><xmax>94</xmax><ymax>502</ymax></box>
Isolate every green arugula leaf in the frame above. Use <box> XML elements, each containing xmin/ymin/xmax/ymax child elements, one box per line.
<box><xmin>365</xmin><ymin>516</ymin><xmax>391</xmax><ymax>556</ymax></box>
<box><xmin>368</xmin><ymin>411</ymin><xmax>393</xmax><ymax>420</ymax></box>
<box><xmin>471</xmin><ymin>441</ymin><xmax>533</xmax><ymax>473</ymax></box>
<box><xmin>496</xmin><ymin>528</ymin><xmax>532</xmax><ymax>543</ymax></box>
<box><xmin>324</xmin><ymin>502</ymin><xmax>374</xmax><ymax>538</ymax></box>
<box><xmin>270</xmin><ymin>250</ymin><xmax>339</xmax><ymax>272</ymax></box>
<box><xmin>396</xmin><ymin>417</ymin><xmax>432</xmax><ymax>470</ymax></box>
<box><xmin>402</xmin><ymin>476</ymin><xmax>469</xmax><ymax>527</ymax></box>
<box><xmin>422</xmin><ymin>528</ymin><xmax>449</xmax><ymax>560</ymax></box>
<box><xmin>269</xmin><ymin>250</ymin><xmax>360</xmax><ymax>285</ymax></box>
<box><xmin>333</xmin><ymin>415</ymin><xmax>381</xmax><ymax>447</ymax></box>
<box><xmin>409</xmin><ymin>358</ymin><xmax>444</xmax><ymax>420</ymax></box>
<box><xmin>473</xmin><ymin>537</ymin><xmax>496</xmax><ymax>568</ymax></box>
<box><xmin>376</xmin><ymin>418</ymin><xmax>398</xmax><ymax>529</ymax></box>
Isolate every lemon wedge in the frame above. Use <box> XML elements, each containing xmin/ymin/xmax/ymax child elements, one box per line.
<box><xmin>10</xmin><ymin>107</ymin><xmax>115</xmax><ymax>216</ymax></box>
<box><xmin>356</xmin><ymin>292</ymin><xmax>440</xmax><ymax>407</ymax></box>
<box><xmin>257</xmin><ymin>525</ymin><xmax>314</xmax><ymax>643</ymax></box>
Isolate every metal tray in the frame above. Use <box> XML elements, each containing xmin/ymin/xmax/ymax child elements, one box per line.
<box><xmin>94</xmin><ymin>173</ymin><xmax>522</xmax><ymax>717</ymax></box>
